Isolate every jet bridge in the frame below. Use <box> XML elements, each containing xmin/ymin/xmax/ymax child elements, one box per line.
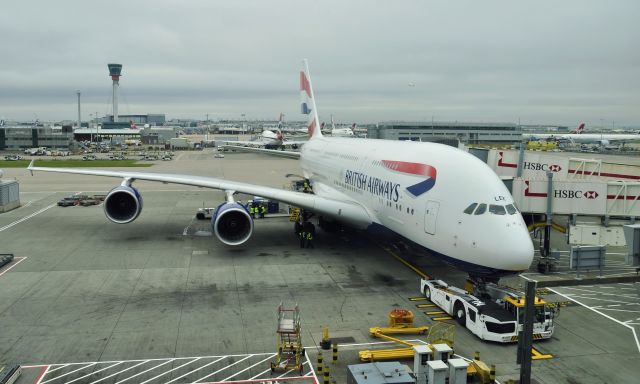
<box><xmin>478</xmin><ymin>148</ymin><xmax>640</xmax><ymax>182</ymax></box>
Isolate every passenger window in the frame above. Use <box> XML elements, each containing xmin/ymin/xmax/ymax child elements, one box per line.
<box><xmin>474</xmin><ymin>204</ymin><xmax>487</xmax><ymax>215</ymax></box>
<box><xmin>489</xmin><ymin>205</ymin><xmax>506</xmax><ymax>215</ymax></box>
<box><xmin>469</xmin><ymin>309</ymin><xmax>476</xmax><ymax>323</ymax></box>
<box><xmin>506</xmin><ymin>204</ymin><xmax>518</xmax><ymax>215</ymax></box>
<box><xmin>464</xmin><ymin>203</ymin><xmax>477</xmax><ymax>214</ymax></box>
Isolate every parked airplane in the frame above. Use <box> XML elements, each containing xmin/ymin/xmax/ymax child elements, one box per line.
<box><xmin>528</xmin><ymin>123</ymin><xmax>640</xmax><ymax>146</ymax></box>
<box><xmin>221</xmin><ymin>114</ymin><xmax>306</xmax><ymax>149</ymax></box>
<box><xmin>325</xmin><ymin>116</ymin><xmax>355</xmax><ymax>137</ymax></box>
<box><xmin>29</xmin><ymin>60</ymin><xmax>533</xmax><ymax>278</ymax></box>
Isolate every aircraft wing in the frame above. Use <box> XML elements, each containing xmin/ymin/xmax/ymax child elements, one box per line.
<box><xmin>27</xmin><ymin>161</ymin><xmax>371</xmax><ymax>226</ymax></box>
<box><xmin>220</xmin><ymin>145</ymin><xmax>301</xmax><ymax>159</ymax></box>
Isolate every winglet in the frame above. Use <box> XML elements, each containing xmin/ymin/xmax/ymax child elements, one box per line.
<box><xmin>300</xmin><ymin>59</ymin><xmax>322</xmax><ymax>139</ymax></box>
<box><xmin>28</xmin><ymin>159</ymin><xmax>35</xmax><ymax>176</ymax></box>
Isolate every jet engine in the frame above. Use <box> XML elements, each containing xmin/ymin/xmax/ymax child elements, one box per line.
<box><xmin>212</xmin><ymin>202</ymin><xmax>253</xmax><ymax>245</ymax></box>
<box><xmin>104</xmin><ymin>185</ymin><xmax>143</xmax><ymax>224</ymax></box>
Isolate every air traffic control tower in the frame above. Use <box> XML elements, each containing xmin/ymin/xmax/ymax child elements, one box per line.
<box><xmin>108</xmin><ymin>63</ymin><xmax>123</xmax><ymax>122</ymax></box>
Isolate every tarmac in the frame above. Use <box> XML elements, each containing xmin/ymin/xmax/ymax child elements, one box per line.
<box><xmin>0</xmin><ymin>149</ymin><xmax>639</xmax><ymax>383</ymax></box>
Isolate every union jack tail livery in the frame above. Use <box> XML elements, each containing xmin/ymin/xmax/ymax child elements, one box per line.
<box><xmin>300</xmin><ymin>59</ymin><xmax>322</xmax><ymax>139</ymax></box>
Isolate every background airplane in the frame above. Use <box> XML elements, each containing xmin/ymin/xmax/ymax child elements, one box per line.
<box><xmin>29</xmin><ymin>60</ymin><xmax>533</xmax><ymax>279</ymax></box>
<box><xmin>220</xmin><ymin>113</ymin><xmax>306</xmax><ymax>149</ymax></box>
<box><xmin>527</xmin><ymin>123</ymin><xmax>640</xmax><ymax>146</ymax></box>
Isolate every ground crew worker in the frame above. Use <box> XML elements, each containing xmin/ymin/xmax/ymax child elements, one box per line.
<box><xmin>306</xmin><ymin>222</ymin><xmax>315</xmax><ymax>248</ymax></box>
<box><xmin>294</xmin><ymin>220</ymin><xmax>302</xmax><ymax>237</ymax></box>
<box><xmin>303</xmin><ymin>179</ymin><xmax>310</xmax><ymax>193</ymax></box>
<box><xmin>299</xmin><ymin>224</ymin><xmax>306</xmax><ymax>248</ymax></box>
<box><xmin>260</xmin><ymin>204</ymin><xmax>267</xmax><ymax>218</ymax></box>
<box><xmin>249</xmin><ymin>204</ymin><xmax>256</xmax><ymax>218</ymax></box>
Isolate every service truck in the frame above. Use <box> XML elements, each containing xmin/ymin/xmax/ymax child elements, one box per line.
<box><xmin>420</xmin><ymin>278</ymin><xmax>556</xmax><ymax>343</ymax></box>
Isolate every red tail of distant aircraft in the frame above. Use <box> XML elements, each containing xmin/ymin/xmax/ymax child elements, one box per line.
<box><xmin>570</xmin><ymin>123</ymin><xmax>585</xmax><ymax>134</ymax></box>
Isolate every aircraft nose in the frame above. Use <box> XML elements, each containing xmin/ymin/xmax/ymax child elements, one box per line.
<box><xmin>501</xmin><ymin>227</ymin><xmax>535</xmax><ymax>272</ymax></box>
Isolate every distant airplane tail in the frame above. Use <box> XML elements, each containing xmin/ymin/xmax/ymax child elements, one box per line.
<box><xmin>276</xmin><ymin>128</ymin><xmax>284</xmax><ymax>141</ymax></box>
<box><xmin>571</xmin><ymin>123</ymin><xmax>585</xmax><ymax>134</ymax></box>
<box><xmin>300</xmin><ymin>59</ymin><xmax>322</xmax><ymax>139</ymax></box>
<box><xmin>351</xmin><ymin>123</ymin><xmax>357</xmax><ymax>133</ymax></box>
<box><xmin>277</xmin><ymin>113</ymin><xmax>284</xmax><ymax>129</ymax></box>
<box><xmin>130</xmin><ymin>120</ymin><xmax>137</xmax><ymax>129</ymax></box>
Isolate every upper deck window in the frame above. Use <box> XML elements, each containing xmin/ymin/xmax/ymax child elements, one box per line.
<box><xmin>489</xmin><ymin>205</ymin><xmax>506</xmax><ymax>215</ymax></box>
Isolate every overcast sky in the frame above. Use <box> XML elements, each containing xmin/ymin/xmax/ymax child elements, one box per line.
<box><xmin>1</xmin><ymin>1</ymin><xmax>639</xmax><ymax>126</ymax></box>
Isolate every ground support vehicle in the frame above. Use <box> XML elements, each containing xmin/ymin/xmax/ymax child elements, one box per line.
<box><xmin>271</xmin><ymin>303</ymin><xmax>304</xmax><ymax>374</ymax></box>
<box><xmin>420</xmin><ymin>278</ymin><xmax>556</xmax><ymax>343</ymax></box>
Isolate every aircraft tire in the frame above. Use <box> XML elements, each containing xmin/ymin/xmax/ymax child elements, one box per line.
<box><xmin>454</xmin><ymin>302</ymin><xmax>466</xmax><ymax>326</ymax></box>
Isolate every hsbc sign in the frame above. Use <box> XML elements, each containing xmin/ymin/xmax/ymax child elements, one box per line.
<box><xmin>553</xmin><ymin>190</ymin><xmax>600</xmax><ymax>199</ymax></box>
<box><xmin>523</xmin><ymin>162</ymin><xmax>562</xmax><ymax>172</ymax></box>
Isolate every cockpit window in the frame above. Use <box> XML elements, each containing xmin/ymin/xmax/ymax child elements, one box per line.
<box><xmin>489</xmin><ymin>204</ymin><xmax>506</xmax><ymax>215</ymax></box>
<box><xmin>464</xmin><ymin>203</ymin><xmax>478</xmax><ymax>214</ymax></box>
<box><xmin>474</xmin><ymin>204</ymin><xmax>487</xmax><ymax>215</ymax></box>
<box><xmin>506</xmin><ymin>204</ymin><xmax>518</xmax><ymax>215</ymax></box>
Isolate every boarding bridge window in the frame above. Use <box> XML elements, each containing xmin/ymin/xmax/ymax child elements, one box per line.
<box><xmin>474</xmin><ymin>204</ymin><xmax>487</xmax><ymax>215</ymax></box>
<box><xmin>464</xmin><ymin>203</ymin><xmax>478</xmax><ymax>214</ymax></box>
<box><xmin>489</xmin><ymin>205</ymin><xmax>506</xmax><ymax>215</ymax></box>
<box><xmin>506</xmin><ymin>204</ymin><xmax>518</xmax><ymax>215</ymax></box>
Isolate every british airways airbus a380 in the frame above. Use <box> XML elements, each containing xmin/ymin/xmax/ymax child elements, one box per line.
<box><xmin>29</xmin><ymin>60</ymin><xmax>533</xmax><ymax>278</ymax></box>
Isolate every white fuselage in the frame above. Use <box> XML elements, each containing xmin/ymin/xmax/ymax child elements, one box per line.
<box><xmin>300</xmin><ymin>137</ymin><xmax>534</xmax><ymax>275</ymax></box>
<box><xmin>331</xmin><ymin>128</ymin><xmax>354</xmax><ymax>137</ymax></box>
<box><xmin>260</xmin><ymin>130</ymin><xmax>283</xmax><ymax>146</ymax></box>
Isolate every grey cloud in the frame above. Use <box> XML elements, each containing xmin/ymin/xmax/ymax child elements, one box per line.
<box><xmin>0</xmin><ymin>0</ymin><xmax>638</xmax><ymax>126</ymax></box>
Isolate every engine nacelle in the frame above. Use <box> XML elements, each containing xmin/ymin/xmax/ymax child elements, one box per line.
<box><xmin>104</xmin><ymin>185</ymin><xmax>143</xmax><ymax>224</ymax></box>
<box><xmin>212</xmin><ymin>202</ymin><xmax>253</xmax><ymax>245</ymax></box>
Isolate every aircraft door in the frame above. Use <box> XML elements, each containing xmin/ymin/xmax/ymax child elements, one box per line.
<box><xmin>424</xmin><ymin>200</ymin><xmax>439</xmax><ymax>235</ymax></box>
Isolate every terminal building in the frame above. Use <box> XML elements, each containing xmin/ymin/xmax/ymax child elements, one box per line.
<box><xmin>368</xmin><ymin>121</ymin><xmax>522</xmax><ymax>144</ymax></box>
<box><xmin>0</xmin><ymin>126</ymin><xmax>73</xmax><ymax>150</ymax></box>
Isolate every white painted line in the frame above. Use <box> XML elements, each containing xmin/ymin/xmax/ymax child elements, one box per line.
<box><xmin>550</xmin><ymin>287</ymin><xmax>640</xmax><ymax>353</ymax></box>
<box><xmin>560</xmin><ymin>295</ymin><xmax>637</xmax><ymax>305</ymax></box>
<box><xmin>0</xmin><ymin>203</ymin><xmax>56</xmax><ymax>232</ymax></box>
<box><xmin>114</xmin><ymin>359</ymin><xmax>174</xmax><ymax>384</ymax></box>
<box><xmin>64</xmin><ymin>362</ymin><xmax>123</xmax><ymax>384</ymax></box>
<box><xmin>42</xmin><ymin>364</ymin><xmax>69</xmax><ymax>374</ymax></box>
<box><xmin>163</xmin><ymin>356</ymin><xmax>226</xmax><ymax>384</ymax></box>
<box><xmin>139</xmin><ymin>357</ymin><xmax>201</xmax><ymax>384</ymax></box>
<box><xmin>25</xmin><ymin>352</ymin><xmax>273</xmax><ymax>368</ymax></box>
<box><xmin>304</xmin><ymin>352</ymin><xmax>318</xmax><ymax>384</ymax></box>
<box><xmin>0</xmin><ymin>257</ymin><xmax>27</xmax><ymax>278</ymax></box>
<box><xmin>596</xmin><ymin>307</ymin><xmax>640</xmax><ymax>313</ymax></box>
<box><xmin>193</xmin><ymin>355</ymin><xmax>253</xmax><ymax>383</ymax></box>
<box><xmin>221</xmin><ymin>354</ymin><xmax>276</xmax><ymax>382</ymax></box>
<box><xmin>88</xmin><ymin>360</ymin><xmax>150</xmax><ymax>384</ymax></box>
<box><xmin>275</xmin><ymin>368</ymin><xmax>297</xmax><ymax>379</ymax></box>
<box><xmin>248</xmin><ymin>368</ymin><xmax>273</xmax><ymax>381</ymax></box>
<box><xmin>34</xmin><ymin>366</ymin><xmax>51</xmax><ymax>384</ymax></box>
<box><xmin>40</xmin><ymin>363</ymin><xmax>96</xmax><ymax>384</ymax></box>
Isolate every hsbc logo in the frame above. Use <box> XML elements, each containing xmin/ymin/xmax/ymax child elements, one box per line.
<box><xmin>584</xmin><ymin>191</ymin><xmax>599</xmax><ymax>199</ymax></box>
<box><xmin>549</xmin><ymin>164</ymin><xmax>562</xmax><ymax>172</ymax></box>
<box><xmin>523</xmin><ymin>162</ymin><xmax>562</xmax><ymax>172</ymax></box>
<box><xmin>553</xmin><ymin>190</ymin><xmax>599</xmax><ymax>199</ymax></box>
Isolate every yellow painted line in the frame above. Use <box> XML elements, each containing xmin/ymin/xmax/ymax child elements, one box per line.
<box><xmin>531</xmin><ymin>347</ymin><xmax>553</xmax><ymax>360</ymax></box>
<box><xmin>425</xmin><ymin>311</ymin><xmax>446</xmax><ymax>315</ymax></box>
<box><xmin>408</xmin><ymin>297</ymin><xmax>427</xmax><ymax>301</ymax></box>
<box><xmin>431</xmin><ymin>317</ymin><xmax>453</xmax><ymax>321</ymax></box>
<box><xmin>382</xmin><ymin>246</ymin><xmax>429</xmax><ymax>279</ymax></box>
<box><xmin>416</xmin><ymin>303</ymin><xmax>437</xmax><ymax>308</ymax></box>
